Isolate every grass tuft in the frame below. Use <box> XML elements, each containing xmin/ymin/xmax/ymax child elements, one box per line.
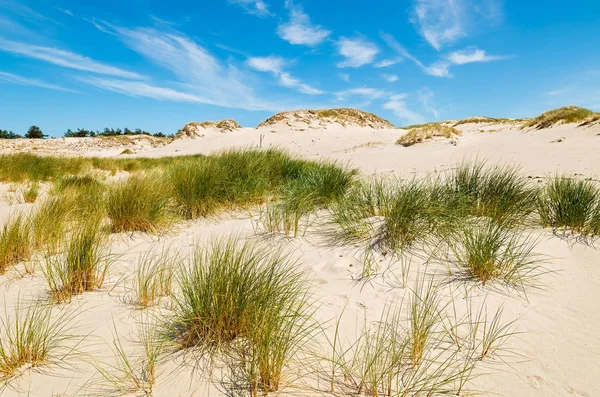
<box><xmin>166</xmin><ymin>236</ymin><xmax>313</xmax><ymax>395</ymax></box>
<box><xmin>0</xmin><ymin>215</ymin><xmax>31</xmax><ymax>274</ymax></box>
<box><xmin>538</xmin><ymin>176</ymin><xmax>600</xmax><ymax>235</ymax></box>
<box><xmin>131</xmin><ymin>249</ymin><xmax>178</xmax><ymax>308</ymax></box>
<box><xmin>42</xmin><ymin>220</ymin><xmax>112</xmax><ymax>303</ymax></box>
<box><xmin>396</xmin><ymin>124</ymin><xmax>461</xmax><ymax>147</ymax></box>
<box><xmin>522</xmin><ymin>105</ymin><xmax>598</xmax><ymax>129</ymax></box>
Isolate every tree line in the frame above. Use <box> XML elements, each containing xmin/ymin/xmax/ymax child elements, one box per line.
<box><xmin>0</xmin><ymin>126</ymin><xmax>174</xmax><ymax>139</ymax></box>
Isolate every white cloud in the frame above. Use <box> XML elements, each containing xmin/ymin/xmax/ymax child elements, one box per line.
<box><xmin>339</xmin><ymin>73</ymin><xmax>350</xmax><ymax>82</ymax></box>
<box><xmin>247</xmin><ymin>55</ymin><xmax>324</xmax><ymax>95</ymax></box>
<box><xmin>380</xmin><ymin>32</ymin><xmax>451</xmax><ymax>77</ymax></box>
<box><xmin>447</xmin><ymin>47</ymin><xmax>505</xmax><ymax>64</ymax></box>
<box><xmin>424</xmin><ymin>61</ymin><xmax>451</xmax><ymax>77</ymax></box>
<box><xmin>277</xmin><ymin>1</ymin><xmax>331</xmax><ymax>46</ymax></box>
<box><xmin>228</xmin><ymin>0</ymin><xmax>273</xmax><ymax>17</ymax></box>
<box><xmin>55</xmin><ymin>8</ymin><xmax>74</xmax><ymax>16</ymax></box>
<box><xmin>100</xmin><ymin>24</ymin><xmax>278</xmax><ymax>110</ymax></box>
<box><xmin>80</xmin><ymin>76</ymin><xmax>213</xmax><ymax>104</ymax></box>
<box><xmin>383</xmin><ymin>94</ymin><xmax>425</xmax><ymax>124</ymax></box>
<box><xmin>336</xmin><ymin>87</ymin><xmax>386</xmax><ymax>101</ymax></box>
<box><xmin>382</xmin><ymin>74</ymin><xmax>399</xmax><ymax>83</ymax></box>
<box><xmin>336</xmin><ymin>37</ymin><xmax>379</xmax><ymax>68</ymax></box>
<box><xmin>246</xmin><ymin>55</ymin><xmax>285</xmax><ymax>73</ymax></box>
<box><xmin>375</xmin><ymin>58</ymin><xmax>402</xmax><ymax>68</ymax></box>
<box><xmin>411</xmin><ymin>0</ymin><xmax>503</xmax><ymax>50</ymax></box>
<box><xmin>418</xmin><ymin>87</ymin><xmax>439</xmax><ymax>117</ymax></box>
<box><xmin>0</xmin><ymin>71</ymin><xmax>74</xmax><ymax>92</ymax></box>
<box><xmin>0</xmin><ymin>38</ymin><xmax>144</xmax><ymax>79</ymax></box>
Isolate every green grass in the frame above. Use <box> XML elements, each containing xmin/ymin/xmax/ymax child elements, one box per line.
<box><xmin>131</xmin><ymin>249</ymin><xmax>178</xmax><ymax>308</ymax></box>
<box><xmin>106</xmin><ymin>173</ymin><xmax>174</xmax><ymax>233</ymax></box>
<box><xmin>452</xmin><ymin>117</ymin><xmax>522</xmax><ymax>126</ymax></box>
<box><xmin>0</xmin><ymin>215</ymin><xmax>31</xmax><ymax>274</ymax></box>
<box><xmin>42</xmin><ymin>219</ymin><xmax>112</xmax><ymax>303</ymax></box>
<box><xmin>29</xmin><ymin>196</ymin><xmax>72</xmax><ymax>253</ymax></box>
<box><xmin>444</xmin><ymin>220</ymin><xmax>544</xmax><ymax>288</ymax></box>
<box><xmin>396</xmin><ymin>124</ymin><xmax>461</xmax><ymax>147</ymax></box>
<box><xmin>21</xmin><ymin>182</ymin><xmax>40</xmax><ymax>203</ymax></box>
<box><xmin>538</xmin><ymin>176</ymin><xmax>600</xmax><ymax>235</ymax></box>
<box><xmin>0</xmin><ymin>299</ymin><xmax>76</xmax><ymax>382</ymax></box>
<box><xmin>165</xmin><ymin>236</ymin><xmax>313</xmax><ymax>395</ymax></box>
<box><xmin>446</xmin><ymin>161</ymin><xmax>538</xmax><ymax>226</ymax></box>
<box><xmin>522</xmin><ymin>106</ymin><xmax>599</xmax><ymax>129</ymax></box>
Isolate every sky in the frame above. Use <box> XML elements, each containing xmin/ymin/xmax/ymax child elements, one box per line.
<box><xmin>1</xmin><ymin>0</ymin><xmax>599</xmax><ymax>136</ymax></box>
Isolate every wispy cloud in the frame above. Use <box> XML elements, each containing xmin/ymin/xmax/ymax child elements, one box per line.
<box><xmin>80</xmin><ymin>76</ymin><xmax>212</xmax><ymax>104</ymax></box>
<box><xmin>382</xmin><ymin>74</ymin><xmax>399</xmax><ymax>83</ymax></box>
<box><xmin>336</xmin><ymin>37</ymin><xmax>379</xmax><ymax>68</ymax></box>
<box><xmin>246</xmin><ymin>55</ymin><xmax>324</xmax><ymax>95</ymax></box>
<box><xmin>411</xmin><ymin>0</ymin><xmax>503</xmax><ymax>50</ymax></box>
<box><xmin>339</xmin><ymin>72</ymin><xmax>350</xmax><ymax>82</ymax></box>
<box><xmin>380</xmin><ymin>32</ymin><xmax>451</xmax><ymax>77</ymax></box>
<box><xmin>55</xmin><ymin>8</ymin><xmax>74</xmax><ymax>17</ymax></box>
<box><xmin>228</xmin><ymin>0</ymin><xmax>273</xmax><ymax>17</ymax></box>
<box><xmin>277</xmin><ymin>1</ymin><xmax>331</xmax><ymax>46</ymax></box>
<box><xmin>0</xmin><ymin>37</ymin><xmax>144</xmax><ymax>79</ymax></box>
<box><xmin>447</xmin><ymin>47</ymin><xmax>506</xmax><ymax>64</ymax></box>
<box><xmin>336</xmin><ymin>87</ymin><xmax>386</xmax><ymax>101</ymax></box>
<box><xmin>0</xmin><ymin>71</ymin><xmax>74</xmax><ymax>92</ymax></box>
<box><xmin>0</xmin><ymin>0</ymin><xmax>61</xmax><ymax>26</ymax></box>
<box><xmin>418</xmin><ymin>87</ymin><xmax>439</xmax><ymax>117</ymax></box>
<box><xmin>383</xmin><ymin>94</ymin><xmax>425</xmax><ymax>124</ymax></box>
<box><xmin>375</xmin><ymin>58</ymin><xmax>402</xmax><ymax>68</ymax></box>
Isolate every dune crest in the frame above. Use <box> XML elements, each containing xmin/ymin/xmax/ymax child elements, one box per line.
<box><xmin>176</xmin><ymin>119</ymin><xmax>241</xmax><ymax>139</ymax></box>
<box><xmin>257</xmin><ymin>108</ymin><xmax>395</xmax><ymax>129</ymax></box>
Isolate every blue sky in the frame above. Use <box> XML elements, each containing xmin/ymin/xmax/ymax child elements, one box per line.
<box><xmin>1</xmin><ymin>0</ymin><xmax>599</xmax><ymax>136</ymax></box>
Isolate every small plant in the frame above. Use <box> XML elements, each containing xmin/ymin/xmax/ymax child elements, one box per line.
<box><xmin>0</xmin><ymin>299</ymin><xmax>76</xmax><ymax>382</ymax></box>
<box><xmin>97</xmin><ymin>320</ymin><xmax>164</xmax><ymax>396</ymax></box>
<box><xmin>106</xmin><ymin>173</ymin><xmax>174</xmax><ymax>233</ymax></box>
<box><xmin>22</xmin><ymin>182</ymin><xmax>40</xmax><ymax>203</ymax></box>
<box><xmin>446</xmin><ymin>161</ymin><xmax>537</xmax><ymax>226</ymax></box>
<box><xmin>538</xmin><ymin>176</ymin><xmax>600</xmax><ymax>235</ymax></box>
<box><xmin>396</xmin><ymin>124</ymin><xmax>461</xmax><ymax>147</ymax></box>
<box><xmin>0</xmin><ymin>215</ymin><xmax>31</xmax><ymax>274</ymax></box>
<box><xmin>29</xmin><ymin>196</ymin><xmax>72</xmax><ymax>253</ymax></box>
<box><xmin>444</xmin><ymin>220</ymin><xmax>544</xmax><ymax>289</ymax></box>
<box><xmin>131</xmin><ymin>249</ymin><xmax>178</xmax><ymax>308</ymax></box>
<box><xmin>408</xmin><ymin>279</ymin><xmax>441</xmax><ymax>366</ymax></box>
<box><xmin>166</xmin><ymin>236</ymin><xmax>313</xmax><ymax>395</ymax></box>
<box><xmin>42</xmin><ymin>220</ymin><xmax>112</xmax><ymax>303</ymax></box>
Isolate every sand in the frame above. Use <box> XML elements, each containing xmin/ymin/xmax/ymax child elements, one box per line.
<box><xmin>1</xmin><ymin>119</ymin><xmax>600</xmax><ymax>396</ymax></box>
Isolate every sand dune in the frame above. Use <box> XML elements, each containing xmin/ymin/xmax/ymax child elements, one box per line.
<box><xmin>1</xmin><ymin>109</ymin><xmax>600</xmax><ymax>396</ymax></box>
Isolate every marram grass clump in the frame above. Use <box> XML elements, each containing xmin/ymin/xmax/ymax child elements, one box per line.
<box><xmin>166</xmin><ymin>236</ymin><xmax>313</xmax><ymax>396</ymax></box>
<box><xmin>0</xmin><ymin>215</ymin><xmax>31</xmax><ymax>274</ymax></box>
<box><xmin>522</xmin><ymin>106</ymin><xmax>599</xmax><ymax>129</ymax></box>
<box><xmin>396</xmin><ymin>124</ymin><xmax>461</xmax><ymax>147</ymax></box>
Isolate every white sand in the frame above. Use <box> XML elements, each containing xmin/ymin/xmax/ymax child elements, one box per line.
<box><xmin>1</xmin><ymin>120</ymin><xmax>600</xmax><ymax>396</ymax></box>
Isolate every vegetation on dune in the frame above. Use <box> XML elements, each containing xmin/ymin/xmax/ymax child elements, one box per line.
<box><xmin>522</xmin><ymin>106</ymin><xmax>600</xmax><ymax>129</ymax></box>
<box><xmin>165</xmin><ymin>237</ymin><xmax>313</xmax><ymax>395</ymax></box>
<box><xmin>396</xmin><ymin>124</ymin><xmax>461</xmax><ymax>147</ymax></box>
<box><xmin>24</xmin><ymin>125</ymin><xmax>46</xmax><ymax>139</ymax></box>
<box><xmin>538</xmin><ymin>176</ymin><xmax>600</xmax><ymax>235</ymax></box>
<box><xmin>0</xmin><ymin>215</ymin><xmax>31</xmax><ymax>274</ymax></box>
<box><xmin>0</xmin><ymin>130</ymin><xmax>21</xmax><ymax>139</ymax></box>
<box><xmin>258</xmin><ymin>108</ymin><xmax>395</xmax><ymax>129</ymax></box>
<box><xmin>0</xmin><ymin>300</ymin><xmax>76</xmax><ymax>381</ymax></box>
<box><xmin>453</xmin><ymin>117</ymin><xmax>523</xmax><ymax>126</ymax></box>
<box><xmin>64</xmin><ymin>127</ymin><xmax>172</xmax><ymax>138</ymax></box>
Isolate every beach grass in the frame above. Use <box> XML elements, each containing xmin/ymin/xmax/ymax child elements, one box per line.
<box><xmin>0</xmin><ymin>215</ymin><xmax>31</xmax><ymax>274</ymax></box>
<box><xmin>166</xmin><ymin>236</ymin><xmax>313</xmax><ymax>395</ymax></box>
<box><xmin>396</xmin><ymin>124</ymin><xmax>461</xmax><ymax>147</ymax></box>
<box><xmin>522</xmin><ymin>106</ymin><xmax>598</xmax><ymax>129</ymax></box>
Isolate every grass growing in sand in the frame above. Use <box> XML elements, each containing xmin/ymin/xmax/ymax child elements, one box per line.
<box><xmin>0</xmin><ymin>215</ymin><xmax>31</xmax><ymax>274</ymax></box>
<box><xmin>131</xmin><ymin>249</ymin><xmax>178</xmax><ymax>308</ymax></box>
<box><xmin>0</xmin><ymin>300</ymin><xmax>76</xmax><ymax>382</ymax></box>
<box><xmin>538</xmin><ymin>176</ymin><xmax>600</xmax><ymax>235</ymax></box>
<box><xmin>443</xmin><ymin>220</ymin><xmax>544</xmax><ymax>288</ymax></box>
<box><xmin>107</xmin><ymin>173</ymin><xmax>174</xmax><ymax>233</ymax></box>
<box><xmin>446</xmin><ymin>161</ymin><xmax>538</xmax><ymax>227</ymax></box>
<box><xmin>522</xmin><ymin>106</ymin><xmax>599</xmax><ymax>129</ymax></box>
<box><xmin>396</xmin><ymin>124</ymin><xmax>461</xmax><ymax>147</ymax></box>
<box><xmin>166</xmin><ymin>236</ymin><xmax>313</xmax><ymax>395</ymax></box>
<box><xmin>42</xmin><ymin>220</ymin><xmax>112</xmax><ymax>303</ymax></box>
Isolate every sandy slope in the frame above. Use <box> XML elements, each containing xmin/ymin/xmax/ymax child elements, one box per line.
<box><xmin>1</xmin><ymin>121</ymin><xmax>600</xmax><ymax>396</ymax></box>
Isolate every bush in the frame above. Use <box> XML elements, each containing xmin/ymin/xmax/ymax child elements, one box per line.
<box><xmin>522</xmin><ymin>106</ymin><xmax>598</xmax><ymax>129</ymax></box>
<box><xmin>538</xmin><ymin>176</ymin><xmax>600</xmax><ymax>234</ymax></box>
<box><xmin>396</xmin><ymin>124</ymin><xmax>461</xmax><ymax>147</ymax></box>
